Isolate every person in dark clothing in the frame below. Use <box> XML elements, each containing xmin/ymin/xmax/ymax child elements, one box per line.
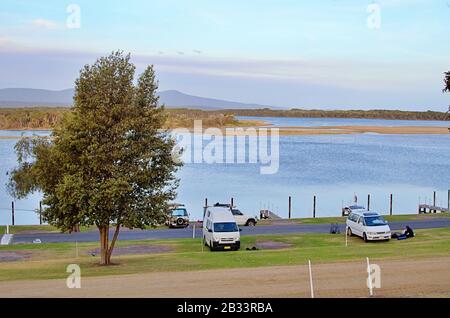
<box><xmin>391</xmin><ymin>225</ymin><xmax>414</xmax><ymax>240</ymax></box>
<box><xmin>404</xmin><ymin>225</ymin><xmax>414</xmax><ymax>238</ymax></box>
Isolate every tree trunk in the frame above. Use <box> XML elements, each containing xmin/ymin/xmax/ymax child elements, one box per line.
<box><xmin>99</xmin><ymin>225</ymin><xmax>110</xmax><ymax>265</ymax></box>
<box><xmin>106</xmin><ymin>223</ymin><xmax>121</xmax><ymax>264</ymax></box>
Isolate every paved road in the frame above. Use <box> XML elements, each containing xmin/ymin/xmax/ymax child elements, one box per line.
<box><xmin>10</xmin><ymin>217</ymin><xmax>450</xmax><ymax>244</ymax></box>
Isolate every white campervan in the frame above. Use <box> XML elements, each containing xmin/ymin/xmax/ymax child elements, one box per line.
<box><xmin>346</xmin><ymin>211</ymin><xmax>391</xmax><ymax>242</ymax></box>
<box><xmin>203</xmin><ymin>207</ymin><xmax>241</xmax><ymax>251</ymax></box>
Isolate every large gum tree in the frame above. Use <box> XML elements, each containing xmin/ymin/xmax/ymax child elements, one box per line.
<box><xmin>8</xmin><ymin>51</ymin><xmax>181</xmax><ymax>265</ymax></box>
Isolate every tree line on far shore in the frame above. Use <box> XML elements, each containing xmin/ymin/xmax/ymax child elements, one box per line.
<box><xmin>0</xmin><ymin>106</ymin><xmax>449</xmax><ymax>130</ymax></box>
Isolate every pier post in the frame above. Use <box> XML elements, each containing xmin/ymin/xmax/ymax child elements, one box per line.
<box><xmin>367</xmin><ymin>194</ymin><xmax>371</xmax><ymax>211</ymax></box>
<box><xmin>389</xmin><ymin>194</ymin><xmax>393</xmax><ymax>216</ymax></box>
<box><xmin>433</xmin><ymin>191</ymin><xmax>436</xmax><ymax>207</ymax></box>
<box><xmin>11</xmin><ymin>201</ymin><xmax>15</xmax><ymax>226</ymax></box>
<box><xmin>313</xmin><ymin>195</ymin><xmax>316</xmax><ymax>218</ymax></box>
<box><xmin>39</xmin><ymin>201</ymin><xmax>42</xmax><ymax>225</ymax></box>
<box><xmin>288</xmin><ymin>196</ymin><xmax>291</xmax><ymax>219</ymax></box>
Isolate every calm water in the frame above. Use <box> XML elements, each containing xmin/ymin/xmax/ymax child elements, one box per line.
<box><xmin>1</xmin><ymin>118</ymin><xmax>450</xmax><ymax>224</ymax></box>
<box><xmin>237</xmin><ymin>116</ymin><xmax>450</xmax><ymax>127</ymax></box>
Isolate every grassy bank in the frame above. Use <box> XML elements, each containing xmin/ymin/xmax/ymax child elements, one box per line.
<box><xmin>0</xmin><ymin>107</ymin><xmax>250</xmax><ymax>130</ymax></box>
<box><xmin>0</xmin><ymin>227</ymin><xmax>449</xmax><ymax>281</ymax></box>
<box><xmin>1</xmin><ymin>107</ymin><xmax>448</xmax><ymax>131</ymax></box>
<box><xmin>220</xmin><ymin>108</ymin><xmax>449</xmax><ymax>121</ymax></box>
<box><xmin>258</xmin><ymin>212</ymin><xmax>450</xmax><ymax>225</ymax></box>
<box><xmin>1</xmin><ymin>213</ymin><xmax>448</xmax><ymax>234</ymax></box>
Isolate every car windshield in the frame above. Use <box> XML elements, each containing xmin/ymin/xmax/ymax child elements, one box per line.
<box><xmin>171</xmin><ymin>208</ymin><xmax>187</xmax><ymax>217</ymax></box>
<box><xmin>213</xmin><ymin>222</ymin><xmax>239</xmax><ymax>232</ymax></box>
<box><xmin>364</xmin><ymin>216</ymin><xmax>387</xmax><ymax>226</ymax></box>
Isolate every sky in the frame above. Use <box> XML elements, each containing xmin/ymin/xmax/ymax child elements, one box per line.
<box><xmin>0</xmin><ymin>0</ymin><xmax>449</xmax><ymax>110</ymax></box>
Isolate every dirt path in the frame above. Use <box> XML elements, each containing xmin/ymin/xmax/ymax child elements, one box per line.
<box><xmin>1</xmin><ymin>256</ymin><xmax>449</xmax><ymax>298</ymax></box>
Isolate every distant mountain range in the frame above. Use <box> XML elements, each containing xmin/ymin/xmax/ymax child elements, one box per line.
<box><xmin>0</xmin><ymin>88</ymin><xmax>273</xmax><ymax>109</ymax></box>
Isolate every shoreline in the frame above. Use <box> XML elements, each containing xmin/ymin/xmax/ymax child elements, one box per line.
<box><xmin>0</xmin><ymin>122</ymin><xmax>449</xmax><ymax>138</ymax></box>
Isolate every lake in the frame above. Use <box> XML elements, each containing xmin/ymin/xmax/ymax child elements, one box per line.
<box><xmin>1</xmin><ymin>117</ymin><xmax>449</xmax><ymax>225</ymax></box>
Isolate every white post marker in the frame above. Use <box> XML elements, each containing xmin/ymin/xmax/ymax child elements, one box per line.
<box><xmin>366</xmin><ymin>257</ymin><xmax>373</xmax><ymax>297</ymax></box>
<box><xmin>345</xmin><ymin>226</ymin><xmax>348</xmax><ymax>247</ymax></box>
<box><xmin>308</xmin><ymin>259</ymin><xmax>315</xmax><ymax>298</ymax></box>
<box><xmin>192</xmin><ymin>223</ymin><xmax>196</xmax><ymax>239</ymax></box>
<box><xmin>6</xmin><ymin>224</ymin><xmax>9</xmax><ymax>235</ymax></box>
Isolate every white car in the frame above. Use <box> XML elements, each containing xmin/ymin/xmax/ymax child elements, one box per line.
<box><xmin>203</xmin><ymin>207</ymin><xmax>241</xmax><ymax>251</ymax></box>
<box><xmin>346</xmin><ymin>211</ymin><xmax>391</xmax><ymax>242</ymax></box>
<box><xmin>231</xmin><ymin>208</ymin><xmax>257</xmax><ymax>226</ymax></box>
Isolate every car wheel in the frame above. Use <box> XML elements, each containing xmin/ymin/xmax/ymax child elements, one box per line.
<box><xmin>246</xmin><ymin>219</ymin><xmax>256</xmax><ymax>226</ymax></box>
<box><xmin>347</xmin><ymin>227</ymin><xmax>353</xmax><ymax>237</ymax></box>
<box><xmin>363</xmin><ymin>233</ymin><xmax>368</xmax><ymax>242</ymax></box>
<box><xmin>176</xmin><ymin>218</ymin><xmax>184</xmax><ymax>227</ymax></box>
<box><xmin>209</xmin><ymin>241</ymin><xmax>214</xmax><ymax>251</ymax></box>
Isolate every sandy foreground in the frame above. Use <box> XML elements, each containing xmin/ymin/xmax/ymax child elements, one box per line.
<box><xmin>1</xmin><ymin>256</ymin><xmax>449</xmax><ymax>298</ymax></box>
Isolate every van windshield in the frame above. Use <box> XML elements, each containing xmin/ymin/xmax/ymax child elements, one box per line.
<box><xmin>214</xmin><ymin>222</ymin><xmax>239</xmax><ymax>232</ymax></box>
<box><xmin>364</xmin><ymin>216</ymin><xmax>387</xmax><ymax>226</ymax></box>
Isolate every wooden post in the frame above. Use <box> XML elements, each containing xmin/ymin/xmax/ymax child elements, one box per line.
<box><xmin>39</xmin><ymin>201</ymin><xmax>42</xmax><ymax>225</ymax></box>
<box><xmin>11</xmin><ymin>201</ymin><xmax>15</xmax><ymax>226</ymax></box>
<box><xmin>288</xmin><ymin>196</ymin><xmax>291</xmax><ymax>219</ymax></box>
<box><xmin>313</xmin><ymin>195</ymin><xmax>316</xmax><ymax>218</ymax></box>
<box><xmin>389</xmin><ymin>194</ymin><xmax>393</xmax><ymax>216</ymax></box>
<box><xmin>448</xmin><ymin>190</ymin><xmax>450</xmax><ymax>211</ymax></box>
<box><xmin>367</xmin><ymin>194</ymin><xmax>371</xmax><ymax>211</ymax></box>
<box><xmin>433</xmin><ymin>191</ymin><xmax>436</xmax><ymax>207</ymax></box>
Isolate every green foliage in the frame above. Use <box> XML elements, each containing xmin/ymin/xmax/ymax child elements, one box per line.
<box><xmin>7</xmin><ymin>51</ymin><xmax>181</xmax><ymax>264</ymax></box>
<box><xmin>443</xmin><ymin>71</ymin><xmax>450</xmax><ymax>93</ymax></box>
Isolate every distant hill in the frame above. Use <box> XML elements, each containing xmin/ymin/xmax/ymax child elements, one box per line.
<box><xmin>0</xmin><ymin>88</ymin><xmax>272</xmax><ymax>109</ymax></box>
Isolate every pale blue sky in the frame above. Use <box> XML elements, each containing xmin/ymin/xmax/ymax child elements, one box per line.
<box><xmin>0</xmin><ymin>0</ymin><xmax>449</xmax><ymax>109</ymax></box>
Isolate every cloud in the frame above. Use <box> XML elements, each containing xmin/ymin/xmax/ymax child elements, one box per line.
<box><xmin>31</xmin><ymin>19</ymin><xmax>58</xmax><ymax>29</ymax></box>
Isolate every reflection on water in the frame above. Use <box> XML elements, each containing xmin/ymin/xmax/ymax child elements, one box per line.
<box><xmin>1</xmin><ymin>121</ymin><xmax>449</xmax><ymax>224</ymax></box>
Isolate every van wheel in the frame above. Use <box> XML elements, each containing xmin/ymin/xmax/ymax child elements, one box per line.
<box><xmin>246</xmin><ymin>219</ymin><xmax>256</xmax><ymax>226</ymax></box>
<box><xmin>209</xmin><ymin>241</ymin><xmax>214</xmax><ymax>251</ymax></box>
<box><xmin>347</xmin><ymin>227</ymin><xmax>353</xmax><ymax>237</ymax></box>
<box><xmin>363</xmin><ymin>233</ymin><xmax>368</xmax><ymax>242</ymax></box>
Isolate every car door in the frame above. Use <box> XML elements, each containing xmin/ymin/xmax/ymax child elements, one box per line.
<box><xmin>231</xmin><ymin>209</ymin><xmax>246</xmax><ymax>225</ymax></box>
<box><xmin>355</xmin><ymin>216</ymin><xmax>365</xmax><ymax>237</ymax></box>
<box><xmin>347</xmin><ymin>213</ymin><xmax>358</xmax><ymax>235</ymax></box>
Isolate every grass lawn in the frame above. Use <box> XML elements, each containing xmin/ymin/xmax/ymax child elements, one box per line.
<box><xmin>0</xmin><ymin>227</ymin><xmax>449</xmax><ymax>282</ymax></box>
<box><xmin>2</xmin><ymin>213</ymin><xmax>448</xmax><ymax>234</ymax></box>
<box><xmin>258</xmin><ymin>213</ymin><xmax>450</xmax><ymax>225</ymax></box>
<box><xmin>0</xmin><ymin>225</ymin><xmax>95</xmax><ymax>234</ymax></box>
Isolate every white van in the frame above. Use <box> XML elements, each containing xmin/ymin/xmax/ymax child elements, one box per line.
<box><xmin>203</xmin><ymin>207</ymin><xmax>241</xmax><ymax>251</ymax></box>
<box><xmin>346</xmin><ymin>211</ymin><xmax>391</xmax><ymax>242</ymax></box>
